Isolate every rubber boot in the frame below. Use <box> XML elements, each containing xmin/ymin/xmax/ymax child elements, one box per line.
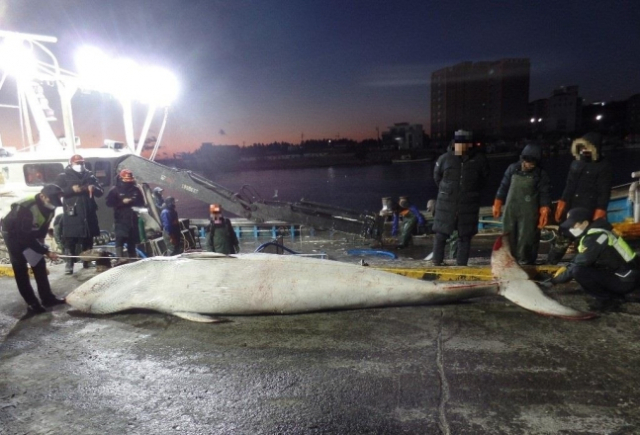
<box><xmin>64</xmin><ymin>249</ymin><xmax>73</xmax><ymax>275</ymax></box>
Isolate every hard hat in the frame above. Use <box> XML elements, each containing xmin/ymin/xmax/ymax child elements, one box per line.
<box><xmin>41</xmin><ymin>184</ymin><xmax>63</xmax><ymax>207</ymax></box>
<box><xmin>119</xmin><ymin>169</ymin><xmax>135</xmax><ymax>182</ymax></box>
<box><xmin>209</xmin><ymin>204</ymin><xmax>221</xmax><ymax>214</ymax></box>
<box><xmin>69</xmin><ymin>154</ymin><xmax>85</xmax><ymax>165</ymax></box>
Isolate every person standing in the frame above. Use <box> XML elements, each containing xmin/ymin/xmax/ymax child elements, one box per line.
<box><xmin>392</xmin><ymin>196</ymin><xmax>426</xmax><ymax>249</ymax></box>
<box><xmin>54</xmin><ymin>154</ymin><xmax>104</xmax><ymax>275</ymax></box>
<box><xmin>105</xmin><ymin>169</ymin><xmax>146</xmax><ymax>262</ymax></box>
<box><xmin>160</xmin><ymin>196</ymin><xmax>183</xmax><ymax>256</ymax></box>
<box><xmin>547</xmin><ymin>208</ymin><xmax>640</xmax><ymax>312</ymax></box>
<box><xmin>0</xmin><ymin>184</ymin><xmax>65</xmax><ymax>315</ymax></box>
<box><xmin>492</xmin><ymin>144</ymin><xmax>551</xmax><ymax>264</ymax></box>
<box><xmin>432</xmin><ymin>130</ymin><xmax>490</xmax><ymax>266</ymax></box>
<box><xmin>152</xmin><ymin>186</ymin><xmax>165</xmax><ymax>209</ymax></box>
<box><xmin>548</xmin><ymin>132</ymin><xmax>613</xmax><ymax>264</ymax></box>
<box><xmin>205</xmin><ymin>204</ymin><xmax>240</xmax><ymax>255</ymax></box>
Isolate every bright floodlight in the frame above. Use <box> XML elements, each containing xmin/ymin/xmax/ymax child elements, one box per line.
<box><xmin>75</xmin><ymin>46</ymin><xmax>179</xmax><ymax>106</ymax></box>
<box><xmin>0</xmin><ymin>36</ymin><xmax>37</xmax><ymax>79</ymax></box>
<box><xmin>596</xmin><ymin>114</ymin><xmax>603</xmax><ymax>121</ymax></box>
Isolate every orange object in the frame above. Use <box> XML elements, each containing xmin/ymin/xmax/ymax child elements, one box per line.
<box><xmin>119</xmin><ymin>169</ymin><xmax>135</xmax><ymax>182</ymax></box>
<box><xmin>210</xmin><ymin>204</ymin><xmax>222</xmax><ymax>214</ymax></box>
<box><xmin>554</xmin><ymin>200</ymin><xmax>566</xmax><ymax>223</ymax></box>
<box><xmin>593</xmin><ymin>208</ymin><xmax>607</xmax><ymax>220</ymax></box>
<box><xmin>538</xmin><ymin>206</ymin><xmax>551</xmax><ymax>229</ymax></box>
<box><xmin>492</xmin><ymin>199</ymin><xmax>503</xmax><ymax>219</ymax></box>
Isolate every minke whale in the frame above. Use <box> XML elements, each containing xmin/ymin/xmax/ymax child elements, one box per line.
<box><xmin>65</xmin><ymin>235</ymin><xmax>595</xmax><ymax>322</ymax></box>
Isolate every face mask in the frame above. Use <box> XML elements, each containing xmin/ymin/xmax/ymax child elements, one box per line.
<box><xmin>72</xmin><ymin>164</ymin><xmax>84</xmax><ymax>172</ymax></box>
<box><xmin>569</xmin><ymin>227</ymin><xmax>584</xmax><ymax>238</ymax></box>
<box><xmin>579</xmin><ymin>152</ymin><xmax>592</xmax><ymax>162</ymax></box>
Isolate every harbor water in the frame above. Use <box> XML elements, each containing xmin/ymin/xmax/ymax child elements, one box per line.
<box><xmin>172</xmin><ymin>148</ymin><xmax>640</xmax><ymax>220</ymax></box>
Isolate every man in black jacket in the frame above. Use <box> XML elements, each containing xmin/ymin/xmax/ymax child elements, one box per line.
<box><xmin>432</xmin><ymin>130</ymin><xmax>490</xmax><ymax>266</ymax></box>
<box><xmin>54</xmin><ymin>154</ymin><xmax>104</xmax><ymax>274</ymax></box>
<box><xmin>106</xmin><ymin>169</ymin><xmax>146</xmax><ymax>261</ymax></box>
<box><xmin>1</xmin><ymin>185</ymin><xmax>65</xmax><ymax>315</ymax></box>
<box><xmin>549</xmin><ymin>208</ymin><xmax>640</xmax><ymax>312</ymax></box>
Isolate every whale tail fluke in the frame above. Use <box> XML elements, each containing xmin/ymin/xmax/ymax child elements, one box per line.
<box><xmin>492</xmin><ymin>234</ymin><xmax>597</xmax><ymax>320</ymax></box>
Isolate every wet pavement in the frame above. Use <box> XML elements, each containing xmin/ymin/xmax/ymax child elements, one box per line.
<box><xmin>1</xmin><ymin>233</ymin><xmax>640</xmax><ymax>434</ymax></box>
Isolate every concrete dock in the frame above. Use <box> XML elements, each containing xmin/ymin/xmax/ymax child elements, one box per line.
<box><xmin>1</xmin><ymin>234</ymin><xmax>639</xmax><ymax>434</ymax></box>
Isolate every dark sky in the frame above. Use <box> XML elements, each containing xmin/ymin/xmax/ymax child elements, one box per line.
<box><xmin>1</xmin><ymin>0</ymin><xmax>639</xmax><ymax>153</ymax></box>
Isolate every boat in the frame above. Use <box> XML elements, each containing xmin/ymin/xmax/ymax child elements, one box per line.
<box><xmin>0</xmin><ymin>30</ymin><xmax>385</xmax><ymax>259</ymax></box>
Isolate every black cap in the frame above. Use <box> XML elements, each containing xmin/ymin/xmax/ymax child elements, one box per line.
<box><xmin>40</xmin><ymin>184</ymin><xmax>63</xmax><ymax>207</ymax></box>
<box><xmin>560</xmin><ymin>207</ymin><xmax>591</xmax><ymax>230</ymax></box>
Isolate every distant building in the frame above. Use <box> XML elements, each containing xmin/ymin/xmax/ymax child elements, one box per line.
<box><xmin>381</xmin><ymin>123</ymin><xmax>424</xmax><ymax>149</ymax></box>
<box><xmin>546</xmin><ymin>86</ymin><xmax>582</xmax><ymax>133</ymax></box>
<box><xmin>430</xmin><ymin>58</ymin><xmax>530</xmax><ymax>141</ymax></box>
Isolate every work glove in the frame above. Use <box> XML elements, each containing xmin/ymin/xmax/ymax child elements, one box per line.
<box><xmin>550</xmin><ymin>265</ymin><xmax>573</xmax><ymax>285</ymax></box>
<box><xmin>538</xmin><ymin>206</ymin><xmax>551</xmax><ymax>229</ymax></box>
<box><xmin>537</xmin><ymin>278</ymin><xmax>554</xmax><ymax>289</ymax></box>
<box><xmin>554</xmin><ymin>200</ymin><xmax>566</xmax><ymax>223</ymax></box>
<box><xmin>593</xmin><ymin>209</ymin><xmax>607</xmax><ymax>220</ymax></box>
<box><xmin>492</xmin><ymin>199</ymin><xmax>503</xmax><ymax>219</ymax></box>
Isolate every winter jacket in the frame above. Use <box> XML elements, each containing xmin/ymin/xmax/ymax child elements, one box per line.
<box><xmin>54</xmin><ymin>167</ymin><xmax>104</xmax><ymax>239</ymax></box>
<box><xmin>206</xmin><ymin>218</ymin><xmax>239</xmax><ymax>255</ymax></box>
<box><xmin>433</xmin><ymin>147</ymin><xmax>490</xmax><ymax>236</ymax></box>
<box><xmin>560</xmin><ymin>133</ymin><xmax>612</xmax><ymax>212</ymax></box>
<box><xmin>160</xmin><ymin>205</ymin><xmax>180</xmax><ymax>236</ymax></box>
<box><xmin>105</xmin><ymin>182</ymin><xmax>146</xmax><ymax>239</ymax></box>
<box><xmin>1</xmin><ymin>195</ymin><xmax>55</xmax><ymax>255</ymax></box>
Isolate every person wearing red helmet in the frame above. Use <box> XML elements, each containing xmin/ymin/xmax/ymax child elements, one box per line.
<box><xmin>54</xmin><ymin>154</ymin><xmax>104</xmax><ymax>274</ymax></box>
<box><xmin>105</xmin><ymin>169</ymin><xmax>146</xmax><ymax>262</ymax></box>
<box><xmin>205</xmin><ymin>204</ymin><xmax>239</xmax><ymax>255</ymax></box>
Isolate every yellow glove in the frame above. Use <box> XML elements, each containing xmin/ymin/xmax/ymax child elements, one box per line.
<box><xmin>553</xmin><ymin>266</ymin><xmax>567</xmax><ymax>278</ymax></box>
<box><xmin>492</xmin><ymin>199</ymin><xmax>503</xmax><ymax>219</ymax></box>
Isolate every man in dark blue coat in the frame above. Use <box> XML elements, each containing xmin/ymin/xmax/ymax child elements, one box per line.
<box><xmin>1</xmin><ymin>185</ymin><xmax>65</xmax><ymax>315</ymax></box>
<box><xmin>54</xmin><ymin>154</ymin><xmax>104</xmax><ymax>274</ymax></box>
<box><xmin>432</xmin><ymin>130</ymin><xmax>490</xmax><ymax>266</ymax></box>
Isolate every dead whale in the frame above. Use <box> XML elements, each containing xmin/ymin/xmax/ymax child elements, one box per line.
<box><xmin>64</xmin><ymin>235</ymin><xmax>595</xmax><ymax>322</ymax></box>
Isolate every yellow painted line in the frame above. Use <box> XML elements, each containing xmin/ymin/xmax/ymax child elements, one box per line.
<box><xmin>373</xmin><ymin>264</ymin><xmax>562</xmax><ymax>281</ymax></box>
<box><xmin>0</xmin><ymin>265</ymin><xmax>45</xmax><ymax>278</ymax></box>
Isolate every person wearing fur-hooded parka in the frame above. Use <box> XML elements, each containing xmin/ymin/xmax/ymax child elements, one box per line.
<box><xmin>547</xmin><ymin>132</ymin><xmax>613</xmax><ymax>264</ymax></box>
<box><xmin>555</xmin><ymin>132</ymin><xmax>612</xmax><ymax>222</ymax></box>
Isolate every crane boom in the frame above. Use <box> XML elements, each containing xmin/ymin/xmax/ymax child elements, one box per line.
<box><xmin>116</xmin><ymin>155</ymin><xmax>384</xmax><ymax>238</ymax></box>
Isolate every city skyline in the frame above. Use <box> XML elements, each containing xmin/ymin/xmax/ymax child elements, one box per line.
<box><xmin>0</xmin><ymin>0</ymin><xmax>639</xmax><ymax>155</ymax></box>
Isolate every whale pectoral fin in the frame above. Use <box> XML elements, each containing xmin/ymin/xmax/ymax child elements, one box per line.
<box><xmin>499</xmin><ymin>280</ymin><xmax>597</xmax><ymax>320</ymax></box>
<box><xmin>173</xmin><ymin>312</ymin><xmax>230</xmax><ymax>323</ymax></box>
